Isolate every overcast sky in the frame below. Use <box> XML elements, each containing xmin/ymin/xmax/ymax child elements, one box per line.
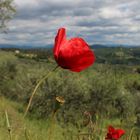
<box><xmin>0</xmin><ymin>0</ymin><xmax>140</xmax><ymax>46</ymax></box>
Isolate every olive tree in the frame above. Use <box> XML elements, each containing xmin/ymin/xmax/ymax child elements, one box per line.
<box><xmin>0</xmin><ymin>0</ymin><xmax>15</xmax><ymax>31</ymax></box>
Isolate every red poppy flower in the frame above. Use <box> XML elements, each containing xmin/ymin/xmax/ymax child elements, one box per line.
<box><xmin>53</xmin><ymin>28</ymin><xmax>95</xmax><ymax>72</ymax></box>
<box><xmin>105</xmin><ymin>125</ymin><xmax>125</xmax><ymax>140</ymax></box>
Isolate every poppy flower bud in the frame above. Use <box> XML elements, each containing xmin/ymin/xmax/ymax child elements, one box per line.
<box><xmin>53</xmin><ymin>96</ymin><xmax>65</xmax><ymax>113</ymax></box>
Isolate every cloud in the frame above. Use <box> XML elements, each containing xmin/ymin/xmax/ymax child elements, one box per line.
<box><xmin>99</xmin><ymin>7</ymin><xmax>128</xmax><ymax>19</ymax></box>
<box><xmin>0</xmin><ymin>0</ymin><xmax>140</xmax><ymax>46</ymax></box>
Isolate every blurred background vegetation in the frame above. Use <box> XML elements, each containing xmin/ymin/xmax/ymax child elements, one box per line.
<box><xmin>0</xmin><ymin>47</ymin><xmax>140</xmax><ymax>139</ymax></box>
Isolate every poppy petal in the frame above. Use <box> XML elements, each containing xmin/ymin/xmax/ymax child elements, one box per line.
<box><xmin>108</xmin><ymin>125</ymin><xmax>115</xmax><ymax>134</ymax></box>
<box><xmin>53</xmin><ymin>28</ymin><xmax>66</xmax><ymax>59</ymax></box>
<box><xmin>116</xmin><ymin>129</ymin><xmax>125</xmax><ymax>138</ymax></box>
<box><xmin>106</xmin><ymin>126</ymin><xmax>125</xmax><ymax>140</ymax></box>
<box><xmin>53</xmin><ymin>28</ymin><xmax>95</xmax><ymax>72</ymax></box>
<box><xmin>57</xmin><ymin>37</ymin><xmax>95</xmax><ymax>72</ymax></box>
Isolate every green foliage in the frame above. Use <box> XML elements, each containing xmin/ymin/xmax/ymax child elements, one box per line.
<box><xmin>0</xmin><ymin>0</ymin><xmax>16</xmax><ymax>31</ymax></box>
<box><xmin>0</xmin><ymin>50</ymin><xmax>140</xmax><ymax>139</ymax></box>
<box><xmin>94</xmin><ymin>47</ymin><xmax>140</xmax><ymax>65</ymax></box>
<box><xmin>0</xmin><ymin>50</ymin><xmax>139</xmax><ymax>121</ymax></box>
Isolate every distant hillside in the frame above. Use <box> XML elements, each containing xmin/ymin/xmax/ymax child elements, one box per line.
<box><xmin>1</xmin><ymin>44</ymin><xmax>140</xmax><ymax>65</ymax></box>
<box><xmin>0</xmin><ymin>44</ymin><xmax>140</xmax><ymax>49</ymax></box>
<box><xmin>91</xmin><ymin>44</ymin><xmax>140</xmax><ymax>49</ymax></box>
<box><xmin>0</xmin><ymin>44</ymin><xmax>52</xmax><ymax>49</ymax></box>
<box><xmin>91</xmin><ymin>44</ymin><xmax>109</xmax><ymax>48</ymax></box>
<box><xmin>94</xmin><ymin>47</ymin><xmax>140</xmax><ymax>65</ymax></box>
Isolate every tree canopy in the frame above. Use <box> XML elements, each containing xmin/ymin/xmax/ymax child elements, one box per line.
<box><xmin>0</xmin><ymin>0</ymin><xmax>15</xmax><ymax>31</ymax></box>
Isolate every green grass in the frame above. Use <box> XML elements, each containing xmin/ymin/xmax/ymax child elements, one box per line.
<box><xmin>0</xmin><ymin>50</ymin><xmax>140</xmax><ymax>140</ymax></box>
<box><xmin>0</xmin><ymin>96</ymin><xmax>139</xmax><ymax>140</ymax></box>
<box><xmin>0</xmin><ymin>51</ymin><xmax>17</xmax><ymax>64</ymax></box>
<box><xmin>0</xmin><ymin>96</ymin><xmax>67</xmax><ymax>140</ymax></box>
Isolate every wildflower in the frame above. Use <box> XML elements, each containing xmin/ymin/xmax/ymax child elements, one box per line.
<box><xmin>53</xmin><ymin>28</ymin><xmax>95</xmax><ymax>72</ymax></box>
<box><xmin>105</xmin><ymin>125</ymin><xmax>125</xmax><ymax>140</ymax></box>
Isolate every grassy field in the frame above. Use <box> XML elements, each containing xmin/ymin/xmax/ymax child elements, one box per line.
<box><xmin>0</xmin><ymin>49</ymin><xmax>140</xmax><ymax>140</ymax></box>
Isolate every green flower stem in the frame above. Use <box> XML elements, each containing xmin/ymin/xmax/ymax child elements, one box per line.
<box><xmin>5</xmin><ymin>110</ymin><xmax>12</xmax><ymax>140</ymax></box>
<box><xmin>129</xmin><ymin>127</ymin><xmax>135</xmax><ymax>140</ymax></box>
<box><xmin>48</xmin><ymin>111</ymin><xmax>57</xmax><ymax>140</ymax></box>
<box><xmin>24</xmin><ymin>65</ymin><xmax>59</xmax><ymax>117</ymax></box>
